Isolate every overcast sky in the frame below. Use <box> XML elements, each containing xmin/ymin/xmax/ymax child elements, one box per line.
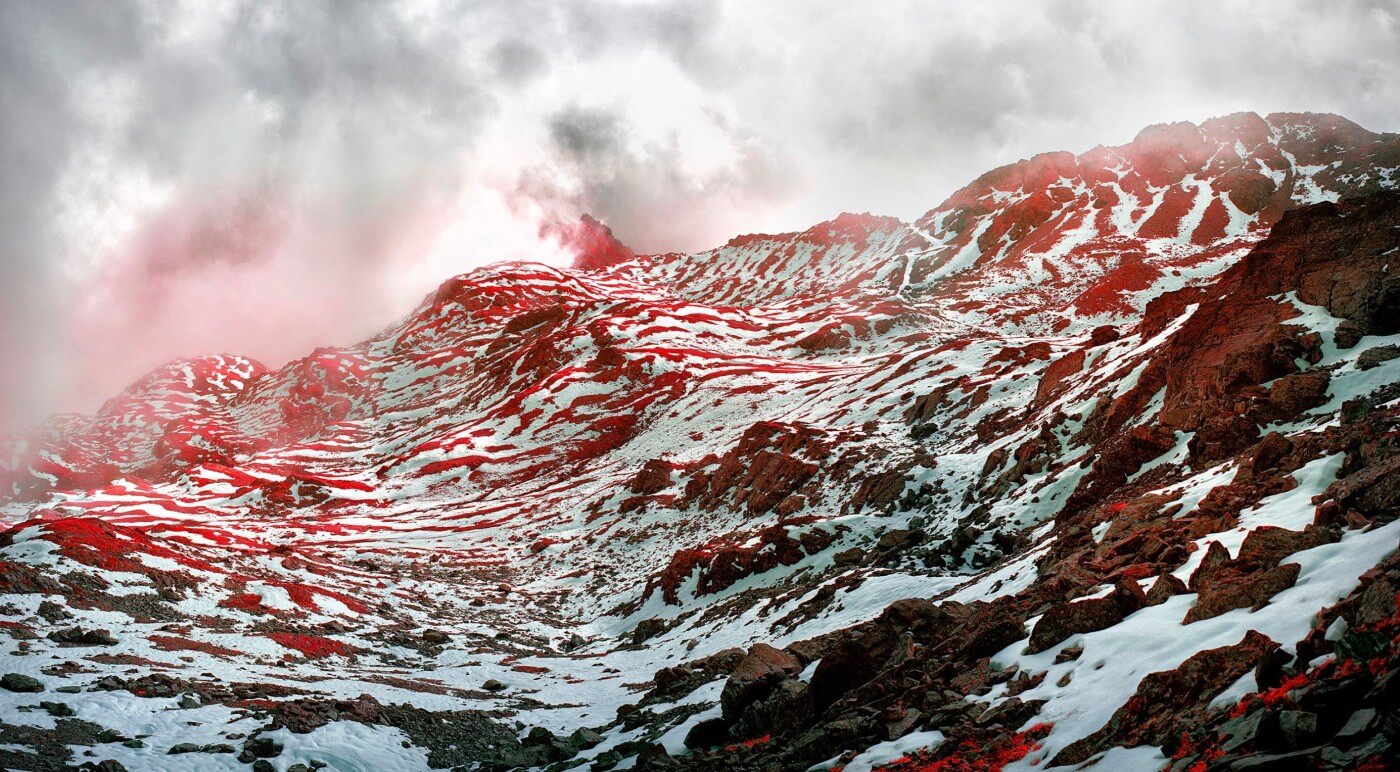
<box><xmin>2</xmin><ymin>0</ymin><xmax>1399</xmax><ymax>427</ymax></box>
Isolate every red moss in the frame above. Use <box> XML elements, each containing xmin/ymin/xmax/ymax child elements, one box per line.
<box><xmin>220</xmin><ymin>593</ymin><xmax>266</xmax><ymax>613</ymax></box>
<box><xmin>724</xmin><ymin>734</ymin><xmax>772</xmax><ymax>752</ymax></box>
<box><xmin>874</xmin><ymin>723</ymin><xmax>1052</xmax><ymax>772</ymax></box>
<box><xmin>268</xmin><ymin>632</ymin><xmax>352</xmax><ymax>659</ymax></box>
<box><xmin>148</xmin><ymin>634</ymin><xmax>241</xmax><ymax>657</ymax></box>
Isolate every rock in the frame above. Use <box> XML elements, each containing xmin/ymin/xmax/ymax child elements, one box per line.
<box><xmin>1027</xmin><ymin>597</ymin><xmax>1123</xmax><ymax>654</ymax></box>
<box><xmin>1090</xmin><ymin>325</ymin><xmax>1121</xmax><ymax>346</ymax></box>
<box><xmin>244</xmin><ymin>736</ymin><xmax>284</xmax><ymax>758</ymax></box>
<box><xmin>1356</xmin><ymin>344</ymin><xmax>1400</xmax><ymax>370</ymax></box>
<box><xmin>1185</xmin><ymin>563</ymin><xmax>1301</xmax><ymax>623</ymax></box>
<box><xmin>568</xmin><ymin>727</ymin><xmax>604</xmax><ymax>749</ymax></box>
<box><xmin>683</xmin><ymin>718</ymin><xmax>729</xmax><ymax>750</ymax></box>
<box><xmin>1</xmin><ymin>672</ymin><xmax>44</xmax><ymax>692</ymax></box>
<box><xmin>46</xmin><ymin>626</ymin><xmax>118</xmax><ymax>646</ymax></box>
<box><xmin>1335</xmin><ymin>708</ymin><xmax>1379</xmax><ymax>745</ymax></box>
<box><xmin>832</xmin><ymin>547</ymin><xmax>866</xmax><ymax>567</ymax></box>
<box><xmin>1145</xmin><ymin>573</ymin><xmax>1188</xmax><ymax>605</ymax></box>
<box><xmin>632</xmin><ymin>618</ymin><xmax>666</xmax><ymax>645</ymax></box>
<box><xmin>201</xmin><ymin>743</ymin><xmax>235</xmax><ymax>754</ymax></box>
<box><xmin>40</xmin><ymin>700</ymin><xmax>74</xmax><ymax>716</ymax></box>
<box><xmin>1224</xmin><ymin>749</ymin><xmax>1319</xmax><ymax>770</ymax></box>
<box><xmin>720</xmin><ymin>643</ymin><xmax>801</xmax><ymax>721</ymax></box>
<box><xmin>1334</xmin><ymin>320</ymin><xmax>1366</xmax><ymax>349</ymax></box>
<box><xmin>1189</xmin><ymin>541</ymin><xmax>1233</xmax><ymax>591</ymax></box>
<box><xmin>1267</xmin><ymin>371</ymin><xmax>1330</xmax><ymax>418</ymax></box>
<box><xmin>1340</xmin><ymin>397</ymin><xmax>1372</xmax><ymax>425</ymax></box>
<box><xmin>252</xmin><ymin>761</ymin><xmax>276</xmax><ymax>772</ymax></box>
<box><xmin>1035</xmin><ymin>349</ymin><xmax>1086</xmax><ymax>406</ymax></box>
<box><xmin>482</xmin><ymin>679</ymin><xmax>507</xmax><ymax>692</ymax></box>
<box><xmin>168</xmin><ymin>743</ymin><xmax>201</xmax><ymax>754</ymax></box>
<box><xmin>1054</xmin><ymin>644</ymin><xmax>1084</xmax><ymax>664</ymax></box>
<box><xmin>421</xmin><ymin>629</ymin><xmax>451</xmax><ymax>644</ymax></box>
<box><xmin>1275</xmin><ymin>710</ymin><xmax>1318</xmax><ymax>748</ymax></box>
<box><xmin>1051</xmin><ymin>630</ymin><xmax>1277</xmax><ymax>765</ymax></box>
<box><xmin>1250</xmin><ymin>432</ymin><xmax>1292</xmax><ymax>475</ymax></box>
<box><xmin>178</xmin><ymin>693</ymin><xmax>201</xmax><ymax>709</ymax></box>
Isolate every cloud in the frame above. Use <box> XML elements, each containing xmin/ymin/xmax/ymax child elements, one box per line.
<box><xmin>1</xmin><ymin>0</ymin><xmax>1398</xmax><ymax>428</ymax></box>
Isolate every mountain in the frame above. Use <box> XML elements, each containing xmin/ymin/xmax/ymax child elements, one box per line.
<box><xmin>1</xmin><ymin>112</ymin><xmax>1398</xmax><ymax>771</ymax></box>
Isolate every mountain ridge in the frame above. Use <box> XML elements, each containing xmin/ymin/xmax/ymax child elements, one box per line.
<box><xmin>1</xmin><ymin>112</ymin><xmax>1398</xmax><ymax>771</ymax></box>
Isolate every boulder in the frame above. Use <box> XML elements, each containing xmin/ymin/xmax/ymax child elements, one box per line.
<box><xmin>1356</xmin><ymin>344</ymin><xmax>1400</xmax><ymax>370</ymax></box>
<box><xmin>1185</xmin><ymin>563</ymin><xmax>1301</xmax><ymax>623</ymax></box>
<box><xmin>1</xmin><ymin>673</ymin><xmax>44</xmax><ymax>692</ymax></box>
<box><xmin>1145</xmin><ymin>573</ymin><xmax>1189</xmax><ymax>606</ymax></box>
<box><xmin>1027</xmin><ymin>597</ymin><xmax>1123</xmax><ymax>654</ymax></box>
<box><xmin>720</xmin><ymin>643</ymin><xmax>801</xmax><ymax>721</ymax></box>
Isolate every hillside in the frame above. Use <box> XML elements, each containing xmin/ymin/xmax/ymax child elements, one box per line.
<box><xmin>1</xmin><ymin>112</ymin><xmax>1398</xmax><ymax>771</ymax></box>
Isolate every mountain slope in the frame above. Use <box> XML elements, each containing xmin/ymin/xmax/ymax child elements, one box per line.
<box><xmin>0</xmin><ymin>112</ymin><xmax>1398</xmax><ymax>771</ymax></box>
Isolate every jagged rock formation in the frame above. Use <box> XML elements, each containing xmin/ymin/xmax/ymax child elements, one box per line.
<box><xmin>1</xmin><ymin>112</ymin><xmax>1398</xmax><ymax>771</ymax></box>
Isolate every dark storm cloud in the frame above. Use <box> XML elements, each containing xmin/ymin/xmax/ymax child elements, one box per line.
<box><xmin>525</xmin><ymin>103</ymin><xmax>798</xmax><ymax>253</ymax></box>
<box><xmin>549</xmin><ymin>107</ymin><xmax>626</xmax><ymax>162</ymax></box>
<box><xmin>1</xmin><ymin>0</ymin><xmax>1397</xmax><ymax>428</ymax></box>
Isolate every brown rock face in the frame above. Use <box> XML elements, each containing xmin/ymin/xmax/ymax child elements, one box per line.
<box><xmin>1152</xmin><ymin>193</ymin><xmax>1400</xmax><ymax>436</ymax></box>
<box><xmin>1034</xmin><ymin>349</ymin><xmax>1087</xmax><ymax>407</ymax></box>
<box><xmin>1185</xmin><ymin>562</ymin><xmax>1301</xmax><ymax>624</ymax></box>
<box><xmin>1027</xmin><ymin>597</ymin><xmax>1123</xmax><ymax>654</ymax></box>
<box><xmin>720</xmin><ymin>643</ymin><xmax>802</xmax><ymax>722</ymax></box>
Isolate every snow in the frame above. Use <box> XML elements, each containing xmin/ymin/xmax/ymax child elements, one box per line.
<box><xmin>995</xmin><ymin>518</ymin><xmax>1400</xmax><ymax>768</ymax></box>
<box><xmin>1</xmin><ymin>112</ymin><xmax>1396</xmax><ymax>770</ymax></box>
<box><xmin>810</xmin><ymin>729</ymin><xmax>946</xmax><ymax>772</ymax></box>
<box><xmin>1173</xmin><ymin>454</ymin><xmax>1341</xmax><ymax>578</ymax></box>
<box><xmin>263</xmin><ymin>723</ymin><xmax>432</xmax><ymax>772</ymax></box>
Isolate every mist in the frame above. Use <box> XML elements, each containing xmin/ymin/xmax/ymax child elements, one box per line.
<box><xmin>2</xmin><ymin>0</ymin><xmax>1398</xmax><ymax>429</ymax></box>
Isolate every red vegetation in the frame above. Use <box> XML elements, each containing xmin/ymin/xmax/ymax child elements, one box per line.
<box><xmin>268</xmin><ymin>632</ymin><xmax>353</xmax><ymax>659</ymax></box>
<box><xmin>873</xmin><ymin>723</ymin><xmax>1052</xmax><ymax>772</ymax></box>
<box><xmin>148</xmin><ymin>634</ymin><xmax>241</xmax><ymax>657</ymax></box>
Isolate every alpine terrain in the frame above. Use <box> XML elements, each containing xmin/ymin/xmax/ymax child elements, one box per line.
<box><xmin>3</xmin><ymin>111</ymin><xmax>1400</xmax><ymax>771</ymax></box>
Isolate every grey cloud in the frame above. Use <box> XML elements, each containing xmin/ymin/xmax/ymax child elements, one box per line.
<box><xmin>525</xmin><ymin>103</ymin><xmax>799</xmax><ymax>253</ymax></box>
<box><xmin>490</xmin><ymin>40</ymin><xmax>548</xmax><ymax>86</ymax></box>
<box><xmin>1</xmin><ymin>0</ymin><xmax>1397</xmax><ymax>428</ymax></box>
<box><xmin>549</xmin><ymin>106</ymin><xmax>626</xmax><ymax>162</ymax></box>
